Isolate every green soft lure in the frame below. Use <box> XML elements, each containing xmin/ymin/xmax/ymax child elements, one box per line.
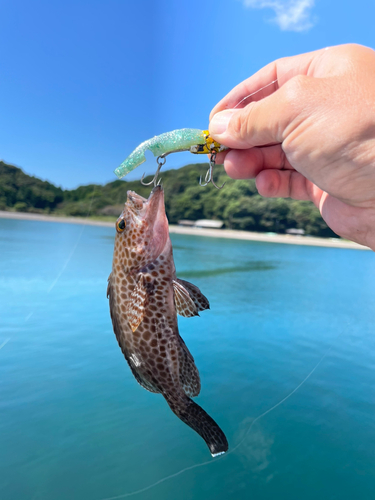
<box><xmin>115</xmin><ymin>128</ymin><xmax>227</xmax><ymax>179</ymax></box>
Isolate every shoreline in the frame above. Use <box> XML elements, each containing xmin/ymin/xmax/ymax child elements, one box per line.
<box><xmin>0</xmin><ymin>210</ymin><xmax>369</xmax><ymax>250</ymax></box>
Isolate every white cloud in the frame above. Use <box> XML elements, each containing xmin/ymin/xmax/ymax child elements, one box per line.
<box><xmin>243</xmin><ymin>0</ymin><xmax>315</xmax><ymax>32</ymax></box>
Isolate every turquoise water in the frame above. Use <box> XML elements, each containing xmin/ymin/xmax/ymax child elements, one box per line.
<box><xmin>1</xmin><ymin>218</ymin><xmax>375</xmax><ymax>500</ymax></box>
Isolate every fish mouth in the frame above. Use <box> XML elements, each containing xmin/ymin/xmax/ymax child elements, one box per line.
<box><xmin>126</xmin><ymin>186</ymin><xmax>164</xmax><ymax>219</ymax></box>
<box><xmin>126</xmin><ymin>186</ymin><xmax>168</xmax><ymax>255</ymax></box>
<box><xmin>145</xmin><ymin>185</ymin><xmax>169</xmax><ymax>255</ymax></box>
<box><xmin>126</xmin><ymin>191</ymin><xmax>148</xmax><ymax>212</ymax></box>
<box><xmin>145</xmin><ymin>185</ymin><xmax>167</xmax><ymax>228</ymax></box>
<box><xmin>146</xmin><ymin>185</ymin><xmax>164</xmax><ymax>218</ymax></box>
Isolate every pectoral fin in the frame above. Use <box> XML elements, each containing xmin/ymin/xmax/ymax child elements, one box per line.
<box><xmin>126</xmin><ymin>274</ymin><xmax>151</xmax><ymax>332</ymax></box>
<box><xmin>175</xmin><ymin>278</ymin><xmax>210</xmax><ymax>312</ymax></box>
<box><xmin>173</xmin><ymin>280</ymin><xmax>199</xmax><ymax>317</ymax></box>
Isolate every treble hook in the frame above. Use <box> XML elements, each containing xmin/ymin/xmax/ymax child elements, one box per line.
<box><xmin>141</xmin><ymin>156</ymin><xmax>166</xmax><ymax>187</ymax></box>
<box><xmin>199</xmin><ymin>151</ymin><xmax>226</xmax><ymax>190</ymax></box>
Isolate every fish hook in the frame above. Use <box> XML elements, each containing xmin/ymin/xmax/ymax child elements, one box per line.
<box><xmin>199</xmin><ymin>164</ymin><xmax>212</xmax><ymax>187</ymax></box>
<box><xmin>141</xmin><ymin>156</ymin><xmax>166</xmax><ymax>187</ymax></box>
<box><xmin>199</xmin><ymin>151</ymin><xmax>226</xmax><ymax>190</ymax></box>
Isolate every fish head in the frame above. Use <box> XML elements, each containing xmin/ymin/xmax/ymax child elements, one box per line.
<box><xmin>114</xmin><ymin>185</ymin><xmax>169</xmax><ymax>272</ymax></box>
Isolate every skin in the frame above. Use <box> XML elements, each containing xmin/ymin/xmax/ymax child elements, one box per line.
<box><xmin>208</xmin><ymin>44</ymin><xmax>375</xmax><ymax>250</ymax></box>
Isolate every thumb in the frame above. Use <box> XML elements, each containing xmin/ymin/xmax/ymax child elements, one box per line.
<box><xmin>209</xmin><ymin>76</ymin><xmax>307</xmax><ymax>149</ymax></box>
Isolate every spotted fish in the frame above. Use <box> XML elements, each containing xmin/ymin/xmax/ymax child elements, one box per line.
<box><xmin>107</xmin><ymin>185</ymin><xmax>228</xmax><ymax>456</ymax></box>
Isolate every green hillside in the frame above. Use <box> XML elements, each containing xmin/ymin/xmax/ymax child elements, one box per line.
<box><xmin>0</xmin><ymin>161</ymin><xmax>336</xmax><ymax>238</ymax></box>
<box><xmin>0</xmin><ymin>161</ymin><xmax>64</xmax><ymax>213</ymax></box>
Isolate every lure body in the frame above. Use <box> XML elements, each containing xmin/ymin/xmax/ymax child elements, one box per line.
<box><xmin>107</xmin><ymin>186</ymin><xmax>228</xmax><ymax>456</ymax></box>
<box><xmin>115</xmin><ymin>128</ymin><xmax>227</xmax><ymax>179</ymax></box>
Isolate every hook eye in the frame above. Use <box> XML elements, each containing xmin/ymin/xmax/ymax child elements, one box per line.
<box><xmin>141</xmin><ymin>156</ymin><xmax>166</xmax><ymax>187</ymax></box>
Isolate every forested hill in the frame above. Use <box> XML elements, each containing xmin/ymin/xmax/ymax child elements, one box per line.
<box><xmin>0</xmin><ymin>160</ymin><xmax>336</xmax><ymax>237</ymax></box>
<box><xmin>0</xmin><ymin>161</ymin><xmax>64</xmax><ymax>212</ymax></box>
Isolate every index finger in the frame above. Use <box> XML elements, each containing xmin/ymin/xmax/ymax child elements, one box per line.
<box><xmin>209</xmin><ymin>48</ymin><xmax>326</xmax><ymax>121</ymax></box>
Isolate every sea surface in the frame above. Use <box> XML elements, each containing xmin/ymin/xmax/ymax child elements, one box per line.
<box><xmin>1</xmin><ymin>218</ymin><xmax>375</xmax><ymax>500</ymax></box>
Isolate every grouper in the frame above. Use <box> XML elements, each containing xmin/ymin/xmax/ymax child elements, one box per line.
<box><xmin>107</xmin><ymin>185</ymin><xmax>228</xmax><ymax>456</ymax></box>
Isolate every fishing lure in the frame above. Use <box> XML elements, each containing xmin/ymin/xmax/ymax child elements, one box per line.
<box><xmin>114</xmin><ymin>128</ymin><xmax>228</xmax><ymax>189</ymax></box>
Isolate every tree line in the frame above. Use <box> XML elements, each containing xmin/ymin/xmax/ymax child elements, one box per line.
<box><xmin>0</xmin><ymin>160</ymin><xmax>337</xmax><ymax>237</ymax></box>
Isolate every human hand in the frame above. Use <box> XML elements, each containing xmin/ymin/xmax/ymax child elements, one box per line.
<box><xmin>209</xmin><ymin>44</ymin><xmax>375</xmax><ymax>250</ymax></box>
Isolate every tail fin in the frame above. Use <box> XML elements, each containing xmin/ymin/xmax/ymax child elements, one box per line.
<box><xmin>164</xmin><ymin>392</ymin><xmax>228</xmax><ymax>457</ymax></box>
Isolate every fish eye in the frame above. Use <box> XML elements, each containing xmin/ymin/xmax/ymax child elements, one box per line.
<box><xmin>116</xmin><ymin>219</ymin><xmax>126</xmax><ymax>233</ymax></box>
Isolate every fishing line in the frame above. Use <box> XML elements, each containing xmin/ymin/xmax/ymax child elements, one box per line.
<box><xmin>1</xmin><ymin>192</ymin><xmax>96</xmax><ymax>351</ymax></box>
<box><xmin>98</xmin><ymin>337</ymin><xmax>337</xmax><ymax>500</ymax></box>
<box><xmin>47</xmin><ymin>193</ymin><xmax>95</xmax><ymax>294</ymax></box>
<box><xmin>0</xmin><ymin>338</ymin><xmax>10</xmax><ymax>351</ymax></box>
<box><xmin>232</xmin><ymin>79</ymin><xmax>279</xmax><ymax>109</ymax></box>
<box><xmin>228</xmin><ymin>342</ymin><xmax>335</xmax><ymax>454</ymax></box>
<box><xmin>47</xmin><ymin>221</ymin><xmax>88</xmax><ymax>294</ymax></box>
<box><xmin>231</xmin><ymin>69</ymin><xmax>304</xmax><ymax>111</ymax></box>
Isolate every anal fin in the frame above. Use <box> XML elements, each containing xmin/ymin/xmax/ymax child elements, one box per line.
<box><xmin>177</xmin><ymin>336</ymin><xmax>201</xmax><ymax>397</ymax></box>
<box><xmin>126</xmin><ymin>351</ymin><xmax>159</xmax><ymax>393</ymax></box>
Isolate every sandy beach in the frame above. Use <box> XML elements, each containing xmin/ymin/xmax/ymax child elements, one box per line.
<box><xmin>0</xmin><ymin>210</ymin><xmax>369</xmax><ymax>250</ymax></box>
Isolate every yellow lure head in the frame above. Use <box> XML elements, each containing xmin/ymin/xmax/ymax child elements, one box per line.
<box><xmin>190</xmin><ymin>130</ymin><xmax>228</xmax><ymax>155</ymax></box>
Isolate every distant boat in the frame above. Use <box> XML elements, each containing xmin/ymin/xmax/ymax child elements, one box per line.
<box><xmin>178</xmin><ymin>219</ymin><xmax>224</xmax><ymax>229</ymax></box>
<box><xmin>177</xmin><ymin>219</ymin><xmax>196</xmax><ymax>227</ymax></box>
<box><xmin>286</xmin><ymin>228</ymin><xmax>305</xmax><ymax>236</ymax></box>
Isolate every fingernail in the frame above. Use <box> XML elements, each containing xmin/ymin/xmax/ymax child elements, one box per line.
<box><xmin>209</xmin><ymin>110</ymin><xmax>234</xmax><ymax>137</ymax></box>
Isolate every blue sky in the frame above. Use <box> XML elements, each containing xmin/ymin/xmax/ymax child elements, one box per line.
<box><xmin>1</xmin><ymin>0</ymin><xmax>374</xmax><ymax>189</ymax></box>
